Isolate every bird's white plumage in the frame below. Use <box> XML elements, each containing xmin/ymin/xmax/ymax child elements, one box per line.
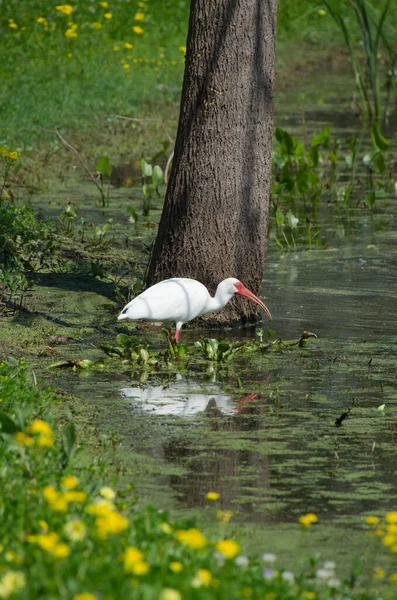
<box><xmin>117</xmin><ymin>276</ymin><xmax>271</xmax><ymax>341</ymax></box>
<box><xmin>118</xmin><ymin>278</ymin><xmax>222</xmax><ymax>327</ymax></box>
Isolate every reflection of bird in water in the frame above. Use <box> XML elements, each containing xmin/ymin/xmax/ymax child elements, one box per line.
<box><xmin>118</xmin><ymin>277</ymin><xmax>272</xmax><ymax>342</ymax></box>
<box><xmin>120</xmin><ymin>374</ymin><xmax>235</xmax><ymax>417</ymax></box>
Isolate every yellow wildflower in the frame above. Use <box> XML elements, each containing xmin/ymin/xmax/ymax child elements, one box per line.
<box><xmin>176</xmin><ymin>528</ymin><xmax>207</xmax><ymax>550</ymax></box>
<box><xmin>216</xmin><ymin>539</ymin><xmax>240</xmax><ymax>559</ymax></box>
<box><xmin>95</xmin><ymin>511</ymin><xmax>129</xmax><ymax>538</ymax></box>
<box><xmin>28</xmin><ymin>419</ymin><xmax>52</xmax><ymax>436</ymax></box>
<box><xmin>100</xmin><ymin>486</ymin><xmax>116</xmax><ymax>500</ymax></box>
<box><xmin>7</xmin><ymin>151</ymin><xmax>19</xmax><ymax>161</ymax></box>
<box><xmin>134</xmin><ymin>12</ymin><xmax>145</xmax><ymax>21</ymax></box>
<box><xmin>104</xmin><ymin>12</ymin><xmax>112</xmax><ymax>19</ymax></box>
<box><xmin>124</xmin><ymin>547</ymin><xmax>144</xmax><ymax>572</ymax></box>
<box><xmin>159</xmin><ymin>590</ymin><xmax>181</xmax><ymax>600</ymax></box>
<box><xmin>39</xmin><ymin>520</ymin><xmax>49</xmax><ymax>531</ymax></box>
<box><xmin>86</xmin><ymin>499</ymin><xmax>114</xmax><ymax>515</ymax></box>
<box><xmin>52</xmin><ymin>543</ymin><xmax>71</xmax><ymax>559</ymax></box>
<box><xmin>15</xmin><ymin>432</ymin><xmax>34</xmax><ymax>446</ymax></box>
<box><xmin>61</xmin><ymin>475</ymin><xmax>79</xmax><ymax>489</ymax></box>
<box><xmin>178</xmin><ymin>46</ymin><xmax>186</xmax><ymax>53</ymax></box>
<box><xmin>74</xmin><ymin>594</ymin><xmax>98</xmax><ymax>600</ymax></box>
<box><xmin>123</xmin><ymin>64</ymin><xmax>130</xmax><ymax>70</ymax></box>
<box><xmin>42</xmin><ymin>486</ymin><xmax>58</xmax><ymax>503</ymax></box>
<box><xmin>366</xmin><ymin>516</ymin><xmax>379</xmax><ymax>526</ymax></box>
<box><xmin>318</xmin><ymin>9</ymin><xmax>327</xmax><ymax>16</ymax></box>
<box><xmin>383</xmin><ymin>534</ymin><xmax>396</xmax><ymax>547</ymax></box>
<box><xmin>388</xmin><ymin>524</ymin><xmax>397</xmax><ymax>534</ymax></box>
<box><xmin>91</xmin><ymin>22</ymin><xmax>102</xmax><ymax>30</ymax></box>
<box><xmin>299</xmin><ymin>513</ymin><xmax>318</xmax><ymax>527</ymax></box>
<box><xmin>56</xmin><ymin>4</ymin><xmax>74</xmax><ymax>15</ymax></box>
<box><xmin>390</xmin><ymin>573</ymin><xmax>397</xmax><ymax>582</ymax></box>
<box><xmin>0</xmin><ymin>571</ymin><xmax>25</xmax><ymax>597</ymax></box>
<box><xmin>113</xmin><ymin>45</ymin><xmax>120</xmax><ymax>51</ymax></box>
<box><xmin>64</xmin><ymin>519</ymin><xmax>87</xmax><ymax>541</ymax></box>
<box><xmin>36</xmin><ymin>532</ymin><xmax>59</xmax><ymax>551</ymax></box>
<box><xmin>124</xmin><ymin>42</ymin><xmax>133</xmax><ymax>49</ymax></box>
<box><xmin>38</xmin><ymin>434</ymin><xmax>54</xmax><ymax>447</ymax></box>
<box><xmin>130</xmin><ymin>561</ymin><xmax>150</xmax><ymax>575</ymax></box>
<box><xmin>132</xmin><ymin>25</ymin><xmax>144</xmax><ymax>35</ymax></box>
<box><xmin>63</xmin><ymin>491</ymin><xmax>87</xmax><ymax>503</ymax></box>
<box><xmin>302</xmin><ymin>592</ymin><xmax>316</xmax><ymax>600</ymax></box>
<box><xmin>37</xmin><ymin>17</ymin><xmax>47</xmax><ymax>23</ymax></box>
<box><xmin>217</xmin><ymin>510</ymin><xmax>233</xmax><ymax>524</ymax></box>
<box><xmin>206</xmin><ymin>491</ymin><xmax>220</xmax><ymax>501</ymax></box>
<box><xmin>8</xmin><ymin>19</ymin><xmax>18</xmax><ymax>29</ymax></box>
<box><xmin>65</xmin><ymin>23</ymin><xmax>78</xmax><ymax>38</ymax></box>
<box><xmin>100</xmin><ymin>1</ymin><xmax>109</xmax><ymax>6</ymax></box>
<box><xmin>192</xmin><ymin>569</ymin><xmax>212</xmax><ymax>588</ymax></box>
<box><xmin>386</xmin><ymin>512</ymin><xmax>397</xmax><ymax>524</ymax></box>
<box><xmin>170</xmin><ymin>561</ymin><xmax>183</xmax><ymax>573</ymax></box>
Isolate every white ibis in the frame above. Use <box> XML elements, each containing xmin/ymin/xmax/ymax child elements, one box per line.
<box><xmin>117</xmin><ymin>277</ymin><xmax>272</xmax><ymax>343</ymax></box>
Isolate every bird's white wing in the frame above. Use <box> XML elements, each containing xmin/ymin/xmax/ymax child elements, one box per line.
<box><xmin>118</xmin><ymin>278</ymin><xmax>209</xmax><ymax>324</ymax></box>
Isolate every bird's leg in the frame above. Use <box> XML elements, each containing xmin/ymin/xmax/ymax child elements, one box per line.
<box><xmin>174</xmin><ymin>329</ymin><xmax>180</xmax><ymax>344</ymax></box>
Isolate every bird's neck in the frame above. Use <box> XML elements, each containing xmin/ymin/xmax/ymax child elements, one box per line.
<box><xmin>205</xmin><ymin>284</ymin><xmax>234</xmax><ymax>313</ymax></box>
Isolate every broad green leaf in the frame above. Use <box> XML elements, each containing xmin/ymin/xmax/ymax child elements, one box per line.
<box><xmin>152</xmin><ymin>165</ymin><xmax>164</xmax><ymax>185</ymax></box>
<box><xmin>279</xmin><ymin>164</ymin><xmax>295</xmax><ymax>192</ymax></box>
<box><xmin>127</xmin><ymin>205</ymin><xmax>139</xmax><ymax>223</ymax></box>
<box><xmin>286</xmin><ymin>211</ymin><xmax>299</xmax><ymax>229</ymax></box>
<box><xmin>275</xmin><ymin>128</ymin><xmax>295</xmax><ymax>157</ymax></box>
<box><xmin>96</xmin><ymin>155</ymin><xmax>113</xmax><ymax>178</ymax></box>
<box><xmin>141</xmin><ymin>158</ymin><xmax>153</xmax><ymax>178</ymax></box>
<box><xmin>142</xmin><ymin>183</ymin><xmax>155</xmax><ymax>197</ymax></box>
<box><xmin>371</xmin><ymin>123</ymin><xmax>389</xmax><ymax>152</ymax></box>
<box><xmin>364</xmin><ymin>191</ymin><xmax>376</xmax><ymax>209</ymax></box>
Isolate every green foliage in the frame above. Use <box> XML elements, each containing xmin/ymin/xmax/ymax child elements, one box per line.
<box><xmin>0</xmin><ymin>196</ymin><xmax>57</xmax><ymax>309</ymax></box>
<box><xmin>321</xmin><ymin>0</ymin><xmax>394</xmax><ymax>119</ymax></box>
<box><xmin>140</xmin><ymin>158</ymin><xmax>164</xmax><ymax>216</ymax></box>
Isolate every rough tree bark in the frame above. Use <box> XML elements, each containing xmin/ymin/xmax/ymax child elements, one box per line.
<box><xmin>146</xmin><ymin>0</ymin><xmax>277</xmax><ymax>324</ymax></box>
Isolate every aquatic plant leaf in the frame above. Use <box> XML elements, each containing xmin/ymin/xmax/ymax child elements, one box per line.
<box><xmin>127</xmin><ymin>205</ymin><xmax>139</xmax><ymax>224</ymax></box>
<box><xmin>96</xmin><ymin>155</ymin><xmax>113</xmax><ymax>178</ymax></box>
<box><xmin>371</xmin><ymin>123</ymin><xmax>389</xmax><ymax>152</ymax></box>
<box><xmin>152</xmin><ymin>165</ymin><xmax>164</xmax><ymax>185</ymax></box>
<box><xmin>141</xmin><ymin>158</ymin><xmax>153</xmax><ymax>177</ymax></box>
<box><xmin>276</xmin><ymin>207</ymin><xmax>285</xmax><ymax>228</ymax></box>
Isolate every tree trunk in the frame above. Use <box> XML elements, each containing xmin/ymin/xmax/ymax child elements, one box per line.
<box><xmin>146</xmin><ymin>0</ymin><xmax>277</xmax><ymax>324</ymax></box>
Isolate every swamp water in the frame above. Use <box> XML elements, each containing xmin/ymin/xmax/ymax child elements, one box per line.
<box><xmin>14</xmin><ymin>104</ymin><xmax>397</xmax><ymax>571</ymax></box>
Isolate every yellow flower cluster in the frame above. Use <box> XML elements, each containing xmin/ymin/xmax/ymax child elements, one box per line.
<box><xmin>0</xmin><ymin>147</ymin><xmax>19</xmax><ymax>161</ymax></box>
<box><xmin>175</xmin><ymin>528</ymin><xmax>207</xmax><ymax>550</ymax></box>
<box><xmin>367</xmin><ymin>512</ymin><xmax>397</xmax><ymax>553</ymax></box>
<box><xmin>74</xmin><ymin>594</ymin><xmax>97</xmax><ymax>600</ymax></box>
<box><xmin>27</xmin><ymin>531</ymin><xmax>70</xmax><ymax>559</ymax></box>
<box><xmin>56</xmin><ymin>4</ymin><xmax>74</xmax><ymax>15</ymax></box>
<box><xmin>86</xmin><ymin>493</ymin><xmax>129</xmax><ymax>539</ymax></box>
<box><xmin>65</xmin><ymin>22</ymin><xmax>78</xmax><ymax>39</ymax></box>
<box><xmin>91</xmin><ymin>22</ymin><xmax>102</xmax><ymax>30</ymax></box>
<box><xmin>191</xmin><ymin>568</ymin><xmax>212</xmax><ymax>588</ymax></box>
<box><xmin>0</xmin><ymin>571</ymin><xmax>25</xmax><ymax>597</ymax></box>
<box><xmin>123</xmin><ymin>547</ymin><xmax>150</xmax><ymax>575</ymax></box>
<box><xmin>216</xmin><ymin>539</ymin><xmax>240</xmax><ymax>559</ymax></box>
<box><xmin>27</xmin><ymin>419</ymin><xmax>54</xmax><ymax>447</ymax></box>
<box><xmin>8</xmin><ymin>19</ymin><xmax>18</xmax><ymax>29</ymax></box>
<box><xmin>42</xmin><ymin>484</ymin><xmax>87</xmax><ymax>512</ymax></box>
<box><xmin>134</xmin><ymin>12</ymin><xmax>145</xmax><ymax>21</ymax></box>
<box><xmin>217</xmin><ymin>510</ymin><xmax>233</xmax><ymax>524</ymax></box>
<box><xmin>299</xmin><ymin>513</ymin><xmax>318</xmax><ymax>528</ymax></box>
<box><xmin>132</xmin><ymin>25</ymin><xmax>144</xmax><ymax>35</ymax></box>
<box><xmin>206</xmin><ymin>491</ymin><xmax>220</xmax><ymax>501</ymax></box>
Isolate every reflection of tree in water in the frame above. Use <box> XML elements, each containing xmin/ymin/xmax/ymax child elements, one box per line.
<box><xmin>162</xmin><ymin>397</ymin><xmax>270</xmax><ymax>511</ymax></box>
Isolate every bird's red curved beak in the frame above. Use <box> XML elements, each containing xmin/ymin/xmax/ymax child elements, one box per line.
<box><xmin>236</xmin><ymin>285</ymin><xmax>272</xmax><ymax>320</ymax></box>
